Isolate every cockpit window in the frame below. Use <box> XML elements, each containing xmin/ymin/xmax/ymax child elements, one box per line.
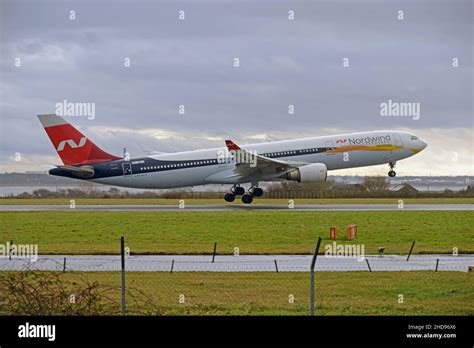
<box><xmin>411</xmin><ymin>136</ymin><xmax>418</xmax><ymax>140</ymax></box>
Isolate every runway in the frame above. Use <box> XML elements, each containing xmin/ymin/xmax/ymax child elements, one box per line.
<box><xmin>1</xmin><ymin>254</ymin><xmax>472</xmax><ymax>272</ymax></box>
<box><xmin>1</xmin><ymin>204</ymin><xmax>473</xmax><ymax>211</ymax></box>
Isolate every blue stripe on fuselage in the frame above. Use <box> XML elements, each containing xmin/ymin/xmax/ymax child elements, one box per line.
<box><xmin>49</xmin><ymin>147</ymin><xmax>333</xmax><ymax>180</ymax></box>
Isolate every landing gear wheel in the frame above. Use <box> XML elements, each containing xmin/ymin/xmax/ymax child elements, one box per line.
<box><xmin>224</xmin><ymin>193</ymin><xmax>236</xmax><ymax>202</ymax></box>
<box><xmin>241</xmin><ymin>194</ymin><xmax>253</xmax><ymax>204</ymax></box>
<box><xmin>388</xmin><ymin>162</ymin><xmax>396</xmax><ymax>177</ymax></box>
<box><xmin>232</xmin><ymin>186</ymin><xmax>245</xmax><ymax>195</ymax></box>
<box><xmin>252</xmin><ymin>187</ymin><xmax>263</xmax><ymax>197</ymax></box>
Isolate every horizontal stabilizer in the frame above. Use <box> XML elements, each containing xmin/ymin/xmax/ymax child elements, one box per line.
<box><xmin>54</xmin><ymin>165</ymin><xmax>95</xmax><ymax>178</ymax></box>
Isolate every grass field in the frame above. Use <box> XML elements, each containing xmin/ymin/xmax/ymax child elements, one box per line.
<box><xmin>1</xmin><ymin>271</ymin><xmax>472</xmax><ymax>315</ymax></box>
<box><xmin>1</xmin><ymin>210</ymin><xmax>473</xmax><ymax>255</ymax></box>
<box><xmin>1</xmin><ymin>197</ymin><xmax>473</xmax><ymax>205</ymax></box>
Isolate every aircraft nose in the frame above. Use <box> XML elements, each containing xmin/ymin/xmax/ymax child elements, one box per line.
<box><xmin>419</xmin><ymin>138</ymin><xmax>428</xmax><ymax>150</ymax></box>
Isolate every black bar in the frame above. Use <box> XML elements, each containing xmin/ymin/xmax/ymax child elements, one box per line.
<box><xmin>170</xmin><ymin>259</ymin><xmax>174</xmax><ymax>274</ymax></box>
<box><xmin>274</xmin><ymin>259</ymin><xmax>279</xmax><ymax>273</ymax></box>
<box><xmin>435</xmin><ymin>258</ymin><xmax>439</xmax><ymax>272</ymax></box>
<box><xmin>406</xmin><ymin>241</ymin><xmax>416</xmax><ymax>261</ymax></box>
<box><xmin>211</xmin><ymin>242</ymin><xmax>217</xmax><ymax>263</ymax></box>
<box><xmin>1</xmin><ymin>316</ymin><xmax>471</xmax><ymax>345</ymax></box>
<box><xmin>9</xmin><ymin>240</ymin><xmax>13</xmax><ymax>260</ymax></box>
<box><xmin>63</xmin><ymin>257</ymin><xmax>66</xmax><ymax>273</ymax></box>
<box><xmin>366</xmin><ymin>258</ymin><xmax>372</xmax><ymax>272</ymax></box>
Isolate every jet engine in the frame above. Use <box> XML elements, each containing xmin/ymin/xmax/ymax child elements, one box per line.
<box><xmin>285</xmin><ymin>163</ymin><xmax>327</xmax><ymax>183</ymax></box>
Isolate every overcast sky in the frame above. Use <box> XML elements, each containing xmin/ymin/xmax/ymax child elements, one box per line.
<box><xmin>0</xmin><ymin>0</ymin><xmax>472</xmax><ymax>176</ymax></box>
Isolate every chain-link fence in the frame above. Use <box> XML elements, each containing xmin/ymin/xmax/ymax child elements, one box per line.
<box><xmin>0</xmin><ymin>269</ymin><xmax>310</xmax><ymax>316</ymax></box>
<box><xmin>0</xmin><ymin>237</ymin><xmax>473</xmax><ymax>316</ymax></box>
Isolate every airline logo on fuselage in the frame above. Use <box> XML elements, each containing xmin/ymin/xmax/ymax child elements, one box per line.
<box><xmin>56</xmin><ymin>136</ymin><xmax>87</xmax><ymax>151</ymax></box>
<box><xmin>336</xmin><ymin>135</ymin><xmax>391</xmax><ymax>146</ymax></box>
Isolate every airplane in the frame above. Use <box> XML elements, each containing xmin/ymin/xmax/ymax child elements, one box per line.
<box><xmin>37</xmin><ymin>114</ymin><xmax>428</xmax><ymax>204</ymax></box>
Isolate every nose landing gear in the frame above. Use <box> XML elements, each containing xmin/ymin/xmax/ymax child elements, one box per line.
<box><xmin>388</xmin><ymin>162</ymin><xmax>396</xmax><ymax>177</ymax></box>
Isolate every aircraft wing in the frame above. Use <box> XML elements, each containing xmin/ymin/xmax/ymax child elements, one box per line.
<box><xmin>223</xmin><ymin>139</ymin><xmax>307</xmax><ymax>181</ymax></box>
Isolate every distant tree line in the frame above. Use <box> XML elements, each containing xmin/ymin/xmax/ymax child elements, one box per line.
<box><xmin>5</xmin><ymin>177</ymin><xmax>474</xmax><ymax>199</ymax></box>
<box><xmin>265</xmin><ymin>178</ymin><xmax>474</xmax><ymax>199</ymax></box>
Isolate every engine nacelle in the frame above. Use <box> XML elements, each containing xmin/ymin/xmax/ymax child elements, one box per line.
<box><xmin>286</xmin><ymin>163</ymin><xmax>327</xmax><ymax>183</ymax></box>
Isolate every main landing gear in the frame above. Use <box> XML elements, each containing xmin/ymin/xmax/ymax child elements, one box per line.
<box><xmin>224</xmin><ymin>185</ymin><xmax>263</xmax><ymax>204</ymax></box>
<box><xmin>388</xmin><ymin>161</ymin><xmax>396</xmax><ymax>177</ymax></box>
<box><xmin>224</xmin><ymin>185</ymin><xmax>244</xmax><ymax>202</ymax></box>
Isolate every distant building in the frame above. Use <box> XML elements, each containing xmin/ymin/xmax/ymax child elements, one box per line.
<box><xmin>334</xmin><ymin>183</ymin><xmax>368</xmax><ymax>192</ymax></box>
<box><xmin>396</xmin><ymin>183</ymin><xmax>419</xmax><ymax>194</ymax></box>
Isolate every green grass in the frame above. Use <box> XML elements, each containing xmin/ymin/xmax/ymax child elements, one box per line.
<box><xmin>2</xmin><ymin>271</ymin><xmax>471</xmax><ymax>315</ymax></box>
<box><xmin>1</xmin><ymin>210</ymin><xmax>473</xmax><ymax>255</ymax></box>
<box><xmin>1</xmin><ymin>197</ymin><xmax>473</xmax><ymax>205</ymax></box>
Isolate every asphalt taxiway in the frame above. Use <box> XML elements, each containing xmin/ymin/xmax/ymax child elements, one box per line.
<box><xmin>1</xmin><ymin>204</ymin><xmax>473</xmax><ymax>211</ymax></box>
<box><xmin>1</xmin><ymin>254</ymin><xmax>472</xmax><ymax>272</ymax></box>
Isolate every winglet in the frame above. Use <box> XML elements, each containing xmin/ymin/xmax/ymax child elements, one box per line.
<box><xmin>225</xmin><ymin>139</ymin><xmax>241</xmax><ymax>151</ymax></box>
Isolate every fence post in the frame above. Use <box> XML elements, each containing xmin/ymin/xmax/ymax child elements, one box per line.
<box><xmin>211</xmin><ymin>242</ymin><xmax>217</xmax><ymax>263</ymax></box>
<box><xmin>274</xmin><ymin>259</ymin><xmax>279</xmax><ymax>273</ymax></box>
<box><xmin>63</xmin><ymin>257</ymin><xmax>67</xmax><ymax>273</ymax></box>
<box><xmin>365</xmin><ymin>258</ymin><xmax>372</xmax><ymax>272</ymax></box>
<box><xmin>310</xmin><ymin>236</ymin><xmax>322</xmax><ymax>316</ymax></box>
<box><xmin>406</xmin><ymin>241</ymin><xmax>416</xmax><ymax>261</ymax></box>
<box><xmin>435</xmin><ymin>258</ymin><xmax>439</xmax><ymax>272</ymax></box>
<box><xmin>170</xmin><ymin>259</ymin><xmax>175</xmax><ymax>274</ymax></box>
<box><xmin>120</xmin><ymin>236</ymin><xmax>126</xmax><ymax>316</ymax></box>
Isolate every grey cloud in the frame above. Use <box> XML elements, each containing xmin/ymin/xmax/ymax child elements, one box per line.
<box><xmin>0</xmin><ymin>0</ymin><xmax>472</xmax><ymax>172</ymax></box>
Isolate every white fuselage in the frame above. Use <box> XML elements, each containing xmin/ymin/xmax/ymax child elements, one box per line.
<box><xmin>91</xmin><ymin>130</ymin><xmax>427</xmax><ymax>189</ymax></box>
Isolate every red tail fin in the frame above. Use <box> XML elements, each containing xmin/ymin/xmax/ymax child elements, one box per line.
<box><xmin>38</xmin><ymin>114</ymin><xmax>121</xmax><ymax>165</ymax></box>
